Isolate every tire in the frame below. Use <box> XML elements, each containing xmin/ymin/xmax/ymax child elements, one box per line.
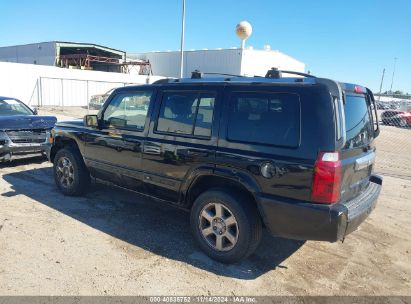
<box><xmin>53</xmin><ymin>147</ymin><xmax>90</xmax><ymax>196</ymax></box>
<box><xmin>190</xmin><ymin>189</ymin><xmax>262</xmax><ymax>263</ymax></box>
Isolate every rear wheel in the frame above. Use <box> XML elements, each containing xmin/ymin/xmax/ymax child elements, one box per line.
<box><xmin>190</xmin><ymin>189</ymin><xmax>262</xmax><ymax>263</ymax></box>
<box><xmin>53</xmin><ymin>147</ymin><xmax>90</xmax><ymax>196</ymax></box>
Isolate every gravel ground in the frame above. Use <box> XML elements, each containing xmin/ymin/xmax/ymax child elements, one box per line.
<box><xmin>0</xmin><ymin>107</ymin><xmax>409</xmax><ymax>296</ymax></box>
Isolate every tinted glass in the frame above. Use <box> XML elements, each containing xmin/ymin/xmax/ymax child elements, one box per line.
<box><xmin>157</xmin><ymin>92</ymin><xmax>215</xmax><ymax>137</ymax></box>
<box><xmin>227</xmin><ymin>92</ymin><xmax>300</xmax><ymax>147</ymax></box>
<box><xmin>194</xmin><ymin>94</ymin><xmax>215</xmax><ymax>137</ymax></box>
<box><xmin>0</xmin><ymin>99</ymin><xmax>33</xmax><ymax>116</ymax></box>
<box><xmin>344</xmin><ymin>95</ymin><xmax>373</xmax><ymax>148</ymax></box>
<box><xmin>104</xmin><ymin>91</ymin><xmax>152</xmax><ymax>130</ymax></box>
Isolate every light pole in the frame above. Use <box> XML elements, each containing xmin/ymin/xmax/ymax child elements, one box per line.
<box><xmin>378</xmin><ymin>68</ymin><xmax>385</xmax><ymax>102</ymax></box>
<box><xmin>389</xmin><ymin>57</ymin><xmax>398</xmax><ymax>93</ymax></box>
<box><xmin>180</xmin><ymin>0</ymin><xmax>186</xmax><ymax>78</ymax></box>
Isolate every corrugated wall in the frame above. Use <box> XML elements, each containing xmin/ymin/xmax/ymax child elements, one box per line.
<box><xmin>132</xmin><ymin>49</ymin><xmax>243</xmax><ymax>78</ymax></box>
<box><xmin>131</xmin><ymin>49</ymin><xmax>304</xmax><ymax>78</ymax></box>
<box><xmin>0</xmin><ymin>42</ymin><xmax>56</xmax><ymax>66</ymax></box>
<box><xmin>240</xmin><ymin>49</ymin><xmax>305</xmax><ymax>77</ymax></box>
<box><xmin>0</xmin><ymin>62</ymin><xmax>163</xmax><ymax>107</ymax></box>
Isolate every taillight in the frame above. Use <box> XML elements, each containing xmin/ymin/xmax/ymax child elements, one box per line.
<box><xmin>311</xmin><ymin>152</ymin><xmax>342</xmax><ymax>204</ymax></box>
<box><xmin>354</xmin><ymin>85</ymin><xmax>365</xmax><ymax>94</ymax></box>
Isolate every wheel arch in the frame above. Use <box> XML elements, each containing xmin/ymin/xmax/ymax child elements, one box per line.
<box><xmin>50</xmin><ymin>135</ymin><xmax>81</xmax><ymax>163</ymax></box>
<box><xmin>184</xmin><ymin>171</ymin><xmax>262</xmax><ymax>218</ymax></box>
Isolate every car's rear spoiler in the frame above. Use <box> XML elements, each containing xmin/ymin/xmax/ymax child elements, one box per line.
<box><xmin>317</xmin><ymin>78</ymin><xmax>346</xmax><ymax>150</ymax></box>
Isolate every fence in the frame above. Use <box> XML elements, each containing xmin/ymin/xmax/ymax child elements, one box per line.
<box><xmin>374</xmin><ymin>97</ymin><xmax>411</xmax><ymax>180</ymax></box>
<box><xmin>28</xmin><ymin>77</ymin><xmax>141</xmax><ymax>109</ymax></box>
<box><xmin>375</xmin><ymin>93</ymin><xmax>411</xmax><ymax>101</ymax></box>
<box><xmin>0</xmin><ymin>61</ymin><xmax>163</xmax><ymax>109</ymax></box>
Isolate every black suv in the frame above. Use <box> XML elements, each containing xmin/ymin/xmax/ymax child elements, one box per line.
<box><xmin>48</xmin><ymin>69</ymin><xmax>382</xmax><ymax>263</ymax></box>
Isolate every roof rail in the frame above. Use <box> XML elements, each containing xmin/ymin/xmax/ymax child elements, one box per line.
<box><xmin>191</xmin><ymin>70</ymin><xmax>245</xmax><ymax>79</ymax></box>
<box><xmin>265</xmin><ymin>67</ymin><xmax>316</xmax><ymax>79</ymax></box>
<box><xmin>189</xmin><ymin>68</ymin><xmax>315</xmax><ymax>80</ymax></box>
<box><xmin>151</xmin><ymin>69</ymin><xmax>318</xmax><ymax>85</ymax></box>
<box><xmin>152</xmin><ymin>78</ymin><xmax>178</xmax><ymax>84</ymax></box>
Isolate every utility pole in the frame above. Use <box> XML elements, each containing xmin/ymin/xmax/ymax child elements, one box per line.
<box><xmin>389</xmin><ymin>57</ymin><xmax>397</xmax><ymax>93</ymax></box>
<box><xmin>180</xmin><ymin>0</ymin><xmax>186</xmax><ymax>78</ymax></box>
<box><xmin>378</xmin><ymin>68</ymin><xmax>385</xmax><ymax>102</ymax></box>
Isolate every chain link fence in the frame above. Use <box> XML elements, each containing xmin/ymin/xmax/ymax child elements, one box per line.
<box><xmin>374</xmin><ymin>94</ymin><xmax>411</xmax><ymax>180</ymax></box>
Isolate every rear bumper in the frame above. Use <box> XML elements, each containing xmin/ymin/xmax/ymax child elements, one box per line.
<box><xmin>0</xmin><ymin>142</ymin><xmax>49</xmax><ymax>162</ymax></box>
<box><xmin>256</xmin><ymin>175</ymin><xmax>383</xmax><ymax>242</ymax></box>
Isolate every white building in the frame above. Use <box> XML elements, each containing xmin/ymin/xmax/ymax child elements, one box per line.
<box><xmin>129</xmin><ymin>48</ymin><xmax>305</xmax><ymax>78</ymax></box>
<box><xmin>0</xmin><ymin>41</ymin><xmax>126</xmax><ymax>73</ymax></box>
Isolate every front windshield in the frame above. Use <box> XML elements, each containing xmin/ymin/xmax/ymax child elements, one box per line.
<box><xmin>0</xmin><ymin>99</ymin><xmax>33</xmax><ymax>116</ymax></box>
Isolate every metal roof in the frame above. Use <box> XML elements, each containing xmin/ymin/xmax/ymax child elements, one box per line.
<box><xmin>55</xmin><ymin>41</ymin><xmax>125</xmax><ymax>57</ymax></box>
<box><xmin>0</xmin><ymin>41</ymin><xmax>125</xmax><ymax>57</ymax></box>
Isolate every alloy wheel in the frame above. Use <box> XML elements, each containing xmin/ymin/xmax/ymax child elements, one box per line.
<box><xmin>198</xmin><ymin>202</ymin><xmax>239</xmax><ymax>251</ymax></box>
<box><xmin>56</xmin><ymin>157</ymin><xmax>75</xmax><ymax>188</ymax></box>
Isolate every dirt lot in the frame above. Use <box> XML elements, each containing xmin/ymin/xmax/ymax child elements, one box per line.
<box><xmin>0</xmin><ymin>107</ymin><xmax>410</xmax><ymax>296</ymax></box>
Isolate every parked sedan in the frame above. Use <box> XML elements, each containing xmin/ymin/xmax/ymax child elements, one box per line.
<box><xmin>376</xmin><ymin>101</ymin><xmax>390</xmax><ymax>110</ymax></box>
<box><xmin>381</xmin><ymin>105</ymin><xmax>411</xmax><ymax>128</ymax></box>
<box><xmin>0</xmin><ymin>96</ymin><xmax>57</xmax><ymax>162</ymax></box>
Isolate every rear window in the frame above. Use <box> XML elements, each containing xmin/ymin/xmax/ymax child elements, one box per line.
<box><xmin>227</xmin><ymin>92</ymin><xmax>300</xmax><ymax>147</ymax></box>
<box><xmin>156</xmin><ymin>91</ymin><xmax>215</xmax><ymax>137</ymax></box>
<box><xmin>344</xmin><ymin>95</ymin><xmax>374</xmax><ymax>148</ymax></box>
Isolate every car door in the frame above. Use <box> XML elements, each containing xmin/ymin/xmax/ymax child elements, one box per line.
<box><xmin>83</xmin><ymin>88</ymin><xmax>154</xmax><ymax>192</ymax></box>
<box><xmin>141</xmin><ymin>85</ymin><xmax>222</xmax><ymax>204</ymax></box>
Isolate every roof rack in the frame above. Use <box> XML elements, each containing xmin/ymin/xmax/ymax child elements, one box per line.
<box><xmin>265</xmin><ymin>68</ymin><xmax>316</xmax><ymax>79</ymax></box>
<box><xmin>152</xmin><ymin>68</ymin><xmax>317</xmax><ymax>85</ymax></box>
<box><xmin>191</xmin><ymin>70</ymin><xmax>245</xmax><ymax>79</ymax></box>
<box><xmin>190</xmin><ymin>68</ymin><xmax>315</xmax><ymax>80</ymax></box>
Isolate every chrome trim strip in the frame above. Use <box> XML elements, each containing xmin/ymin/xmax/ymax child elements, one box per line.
<box><xmin>355</xmin><ymin>152</ymin><xmax>375</xmax><ymax>171</ymax></box>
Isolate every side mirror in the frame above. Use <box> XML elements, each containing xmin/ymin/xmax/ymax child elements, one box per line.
<box><xmin>84</xmin><ymin>115</ymin><xmax>99</xmax><ymax>128</ymax></box>
<box><xmin>32</xmin><ymin>107</ymin><xmax>38</xmax><ymax>115</ymax></box>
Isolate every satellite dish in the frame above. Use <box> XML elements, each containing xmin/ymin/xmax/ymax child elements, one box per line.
<box><xmin>235</xmin><ymin>21</ymin><xmax>252</xmax><ymax>49</ymax></box>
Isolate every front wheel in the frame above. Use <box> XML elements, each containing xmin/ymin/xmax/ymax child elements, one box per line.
<box><xmin>53</xmin><ymin>147</ymin><xmax>90</xmax><ymax>196</ymax></box>
<box><xmin>190</xmin><ymin>189</ymin><xmax>262</xmax><ymax>263</ymax></box>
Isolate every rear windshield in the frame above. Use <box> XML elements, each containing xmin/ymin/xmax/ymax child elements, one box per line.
<box><xmin>343</xmin><ymin>95</ymin><xmax>373</xmax><ymax>149</ymax></box>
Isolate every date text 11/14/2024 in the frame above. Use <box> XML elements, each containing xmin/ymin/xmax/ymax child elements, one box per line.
<box><xmin>149</xmin><ymin>296</ymin><xmax>257</xmax><ymax>303</ymax></box>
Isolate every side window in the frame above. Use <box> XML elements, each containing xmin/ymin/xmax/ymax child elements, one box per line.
<box><xmin>103</xmin><ymin>91</ymin><xmax>152</xmax><ymax>130</ymax></box>
<box><xmin>156</xmin><ymin>91</ymin><xmax>215</xmax><ymax>137</ymax></box>
<box><xmin>227</xmin><ymin>92</ymin><xmax>300</xmax><ymax>147</ymax></box>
